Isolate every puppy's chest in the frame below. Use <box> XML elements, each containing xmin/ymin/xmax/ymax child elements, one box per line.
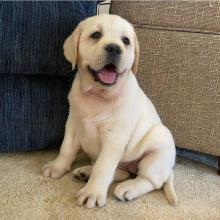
<box><xmin>71</xmin><ymin>90</ymin><xmax>120</xmax><ymax>159</ymax></box>
<box><xmin>77</xmin><ymin>118</ymin><xmax>100</xmax><ymax>158</ymax></box>
<box><xmin>73</xmin><ymin>105</ymin><xmax>113</xmax><ymax>159</ymax></box>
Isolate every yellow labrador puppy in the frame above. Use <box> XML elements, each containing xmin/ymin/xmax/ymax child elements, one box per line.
<box><xmin>42</xmin><ymin>14</ymin><xmax>177</xmax><ymax>208</ymax></box>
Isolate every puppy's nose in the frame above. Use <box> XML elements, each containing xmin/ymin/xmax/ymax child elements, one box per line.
<box><xmin>105</xmin><ymin>44</ymin><xmax>121</xmax><ymax>55</ymax></box>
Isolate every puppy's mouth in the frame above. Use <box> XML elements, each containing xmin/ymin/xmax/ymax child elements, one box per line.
<box><xmin>88</xmin><ymin>64</ymin><xmax>119</xmax><ymax>86</ymax></box>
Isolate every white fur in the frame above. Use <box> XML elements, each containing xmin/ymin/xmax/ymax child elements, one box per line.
<box><xmin>42</xmin><ymin>14</ymin><xmax>177</xmax><ymax>208</ymax></box>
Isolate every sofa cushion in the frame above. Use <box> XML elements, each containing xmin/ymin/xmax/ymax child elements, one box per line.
<box><xmin>0</xmin><ymin>1</ymin><xmax>97</xmax><ymax>76</ymax></box>
<box><xmin>110</xmin><ymin>0</ymin><xmax>220</xmax><ymax>34</ymax></box>
<box><xmin>0</xmin><ymin>74</ymin><xmax>71</xmax><ymax>153</ymax></box>
<box><xmin>135</xmin><ymin>27</ymin><xmax>220</xmax><ymax>156</ymax></box>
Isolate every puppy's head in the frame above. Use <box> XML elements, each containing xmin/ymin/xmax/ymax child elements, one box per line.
<box><xmin>64</xmin><ymin>14</ymin><xmax>139</xmax><ymax>88</ymax></box>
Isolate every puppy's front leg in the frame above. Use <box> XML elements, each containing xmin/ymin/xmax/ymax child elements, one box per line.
<box><xmin>76</xmin><ymin>134</ymin><xmax>127</xmax><ymax>208</ymax></box>
<box><xmin>42</xmin><ymin>112</ymin><xmax>80</xmax><ymax>178</ymax></box>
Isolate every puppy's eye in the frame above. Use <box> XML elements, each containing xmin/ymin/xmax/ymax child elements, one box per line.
<box><xmin>90</xmin><ymin>31</ymin><xmax>102</xmax><ymax>39</ymax></box>
<box><xmin>122</xmin><ymin>36</ymin><xmax>130</xmax><ymax>45</ymax></box>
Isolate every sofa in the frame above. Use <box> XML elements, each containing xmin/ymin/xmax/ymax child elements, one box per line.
<box><xmin>1</xmin><ymin>0</ymin><xmax>219</xmax><ymax>173</ymax></box>
<box><xmin>0</xmin><ymin>2</ymin><xmax>219</xmax><ymax>219</ymax></box>
<box><xmin>110</xmin><ymin>0</ymin><xmax>220</xmax><ymax>173</ymax></box>
<box><xmin>0</xmin><ymin>1</ymin><xmax>97</xmax><ymax>152</ymax></box>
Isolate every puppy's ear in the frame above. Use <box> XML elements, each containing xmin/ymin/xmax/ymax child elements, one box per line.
<box><xmin>63</xmin><ymin>23</ymin><xmax>82</xmax><ymax>70</ymax></box>
<box><xmin>131</xmin><ymin>32</ymin><xmax>140</xmax><ymax>75</ymax></box>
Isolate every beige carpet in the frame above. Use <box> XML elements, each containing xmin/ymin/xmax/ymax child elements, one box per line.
<box><xmin>0</xmin><ymin>150</ymin><xmax>219</xmax><ymax>220</ymax></box>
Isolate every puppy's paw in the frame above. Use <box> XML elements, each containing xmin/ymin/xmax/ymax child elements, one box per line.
<box><xmin>76</xmin><ymin>184</ymin><xmax>107</xmax><ymax>208</ymax></box>
<box><xmin>72</xmin><ymin>165</ymin><xmax>92</xmax><ymax>182</ymax></box>
<box><xmin>42</xmin><ymin>160</ymin><xmax>69</xmax><ymax>179</ymax></box>
<box><xmin>114</xmin><ymin>179</ymin><xmax>140</xmax><ymax>202</ymax></box>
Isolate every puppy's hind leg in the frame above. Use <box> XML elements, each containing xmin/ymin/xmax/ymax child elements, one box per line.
<box><xmin>73</xmin><ymin>165</ymin><xmax>92</xmax><ymax>182</ymax></box>
<box><xmin>114</xmin><ymin>124</ymin><xmax>177</xmax><ymax>204</ymax></box>
<box><xmin>114</xmin><ymin>169</ymin><xmax>130</xmax><ymax>182</ymax></box>
<box><xmin>73</xmin><ymin>165</ymin><xmax>130</xmax><ymax>182</ymax></box>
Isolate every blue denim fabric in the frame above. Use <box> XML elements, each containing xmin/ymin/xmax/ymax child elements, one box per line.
<box><xmin>0</xmin><ymin>1</ymin><xmax>97</xmax><ymax>76</ymax></box>
<box><xmin>0</xmin><ymin>2</ymin><xmax>97</xmax><ymax>152</ymax></box>
<box><xmin>0</xmin><ymin>74</ymin><xmax>72</xmax><ymax>152</ymax></box>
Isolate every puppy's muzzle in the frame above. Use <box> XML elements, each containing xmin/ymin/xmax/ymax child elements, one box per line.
<box><xmin>88</xmin><ymin>44</ymin><xmax>123</xmax><ymax>87</ymax></box>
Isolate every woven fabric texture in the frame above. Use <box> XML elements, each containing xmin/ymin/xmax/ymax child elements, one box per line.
<box><xmin>111</xmin><ymin>0</ymin><xmax>220</xmax><ymax>156</ymax></box>
<box><xmin>0</xmin><ymin>1</ymin><xmax>97</xmax><ymax>76</ymax></box>
<box><xmin>110</xmin><ymin>0</ymin><xmax>220</xmax><ymax>34</ymax></box>
<box><xmin>0</xmin><ymin>74</ymin><xmax>72</xmax><ymax>152</ymax></box>
<box><xmin>0</xmin><ymin>2</ymin><xmax>97</xmax><ymax>153</ymax></box>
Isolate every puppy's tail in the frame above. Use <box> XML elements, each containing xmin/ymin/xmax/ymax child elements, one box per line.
<box><xmin>163</xmin><ymin>170</ymin><xmax>178</xmax><ymax>205</ymax></box>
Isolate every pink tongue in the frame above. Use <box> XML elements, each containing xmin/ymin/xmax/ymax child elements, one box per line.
<box><xmin>98</xmin><ymin>67</ymin><xmax>117</xmax><ymax>84</ymax></box>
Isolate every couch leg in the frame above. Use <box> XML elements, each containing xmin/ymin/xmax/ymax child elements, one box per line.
<box><xmin>218</xmin><ymin>157</ymin><xmax>220</xmax><ymax>175</ymax></box>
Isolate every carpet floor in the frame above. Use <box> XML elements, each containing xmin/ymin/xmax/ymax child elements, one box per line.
<box><xmin>0</xmin><ymin>150</ymin><xmax>219</xmax><ymax>220</ymax></box>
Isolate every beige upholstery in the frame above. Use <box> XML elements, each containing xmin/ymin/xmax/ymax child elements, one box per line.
<box><xmin>111</xmin><ymin>0</ymin><xmax>220</xmax><ymax>156</ymax></box>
